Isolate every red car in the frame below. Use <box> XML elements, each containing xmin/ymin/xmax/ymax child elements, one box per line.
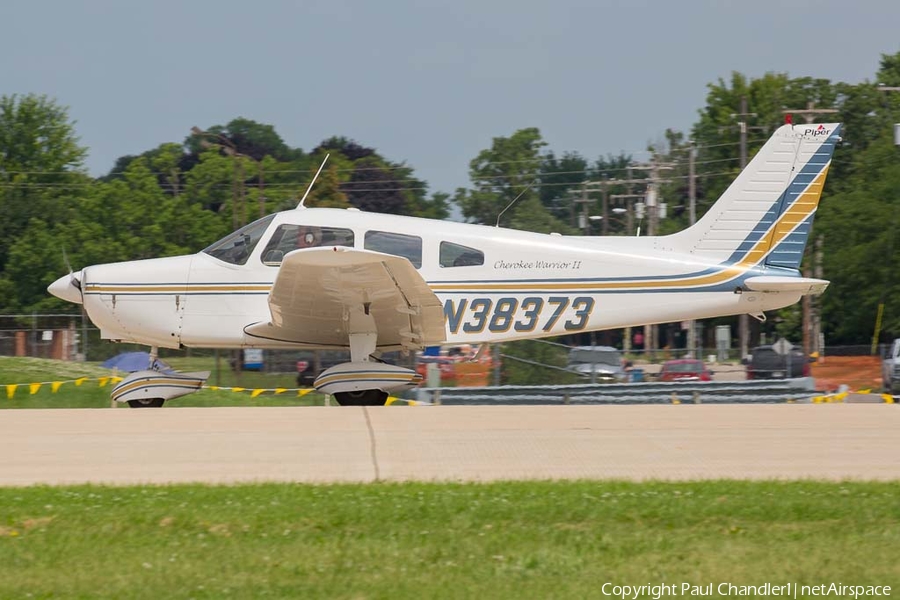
<box><xmin>657</xmin><ymin>359</ymin><xmax>712</xmax><ymax>382</ymax></box>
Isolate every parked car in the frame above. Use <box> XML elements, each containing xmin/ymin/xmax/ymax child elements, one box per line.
<box><xmin>657</xmin><ymin>359</ymin><xmax>712</xmax><ymax>382</ymax></box>
<box><xmin>745</xmin><ymin>345</ymin><xmax>810</xmax><ymax>380</ymax></box>
<box><xmin>566</xmin><ymin>346</ymin><xmax>626</xmax><ymax>382</ymax></box>
<box><xmin>883</xmin><ymin>338</ymin><xmax>900</xmax><ymax>394</ymax></box>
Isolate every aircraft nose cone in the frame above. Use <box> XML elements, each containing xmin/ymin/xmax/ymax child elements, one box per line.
<box><xmin>48</xmin><ymin>272</ymin><xmax>83</xmax><ymax>304</ymax></box>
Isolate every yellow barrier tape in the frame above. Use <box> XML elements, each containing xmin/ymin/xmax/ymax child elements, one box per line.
<box><xmin>384</xmin><ymin>396</ymin><xmax>424</xmax><ymax>406</ymax></box>
<box><xmin>2</xmin><ymin>375</ymin><xmax>327</xmax><ymax>401</ymax></box>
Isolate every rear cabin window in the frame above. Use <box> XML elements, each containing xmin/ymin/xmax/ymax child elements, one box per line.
<box><xmin>364</xmin><ymin>231</ymin><xmax>422</xmax><ymax>268</ymax></box>
<box><xmin>261</xmin><ymin>224</ymin><xmax>354</xmax><ymax>265</ymax></box>
<box><xmin>440</xmin><ymin>241</ymin><xmax>484</xmax><ymax>267</ymax></box>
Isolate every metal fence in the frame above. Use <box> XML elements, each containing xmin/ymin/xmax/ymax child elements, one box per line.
<box><xmin>416</xmin><ymin>378</ymin><xmax>818</xmax><ymax>406</ymax></box>
<box><xmin>0</xmin><ymin>312</ymin><xmax>892</xmax><ymax>372</ymax></box>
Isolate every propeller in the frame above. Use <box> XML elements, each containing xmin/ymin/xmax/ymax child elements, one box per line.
<box><xmin>48</xmin><ymin>247</ymin><xmax>84</xmax><ymax>304</ymax></box>
<box><xmin>62</xmin><ymin>247</ymin><xmax>82</xmax><ymax>291</ymax></box>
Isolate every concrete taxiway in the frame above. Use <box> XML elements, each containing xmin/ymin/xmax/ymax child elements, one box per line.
<box><xmin>1</xmin><ymin>404</ymin><xmax>898</xmax><ymax>486</ymax></box>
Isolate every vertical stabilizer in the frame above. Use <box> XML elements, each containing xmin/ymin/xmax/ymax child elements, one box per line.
<box><xmin>667</xmin><ymin>123</ymin><xmax>841</xmax><ymax>270</ymax></box>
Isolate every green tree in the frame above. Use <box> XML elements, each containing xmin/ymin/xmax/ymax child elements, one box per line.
<box><xmin>343</xmin><ymin>156</ymin><xmax>408</xmax><ymax>214</ymax></box>
<box><xmin>187</xmin><ymin>118</ymin><xmax>299</xmax><ymax>162</ymax></box>
<box><xmin>302</xmin><ymin>162</ymin><xmax>350</xmax><ymax>209</ymax></box>
<box><xmin>540</xmin><ymin>151</ymin><xmax>588</xmax><ymax>223</ymax></box>
<box><xmin>0</xmin><ymin>94</ymin><xmax>88</xmax><ymax>273</ymax></box>
<box><xmin>457</xmin><ymin>128</ymin><xmax>572</xmax><ymax>233</ymax></box>
<box><xmin>414</xmin><ymin>191</ymin><xmax>451</xmax><ymax>221</ymax></box>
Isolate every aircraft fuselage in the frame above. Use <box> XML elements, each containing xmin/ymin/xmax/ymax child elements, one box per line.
<box><xmin>62</xmin><ymin>207</ymin><xmax>802</xmax><ymax>350</ymax></box>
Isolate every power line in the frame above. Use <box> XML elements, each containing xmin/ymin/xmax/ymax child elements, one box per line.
<box><xmin>0</xmin><ymin>168</ymin><xmax>746</xmax><ymax>195</ymax></box>
<box><xmin>0</xmin><ymin>137</ymin><xmax>764</xmax><ymax>179</ymax></box>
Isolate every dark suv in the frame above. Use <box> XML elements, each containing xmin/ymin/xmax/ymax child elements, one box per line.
<box><xmin>745</xmin><ymin>345</ymin><xmax>810</xmax><ymax>379</ymax></box>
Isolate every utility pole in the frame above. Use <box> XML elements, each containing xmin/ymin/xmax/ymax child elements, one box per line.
<box><xmin>237</xmin><ymin>158</ymin><xmax>246</xmax><ymax>226</ymax></box>
<box><xmin>813</xmin><ymin>236</ymin><xmax>823</xmax><ymax>357</ymax></box>
<box><xmin>609</xmin><ymin>192</ymin><xmax>645</xmax><ymax>234</ymax></box>
<box><xmin>782</xmin><ymin>101</ymin><xmax>839</xmax><ymax>125</ymax></box>
<box><xmin>191</xmin><ymin>126</ymin><xmax>244</xmax><ymax>229</ymax></box>
<box><xmin>581</xmin><ymin>177</ymin><xmax>647</xmax><ymax>234</ymax></box>
<box><xmin>580</xmin><ymin>173</ymin><xmax>655</xmax><ymax>356</ymax></box>
<box><xmin>686</xmin><ymin>141</ymin><xmax>698</xmax><ymax>357</ymax></box>
<box><xmin>258</xmin><ymin>159</ymin><xmax>266</xmax><ymax>218</ymax></box>
<box><xmin>601</xmin><ymin>182</ymin><xmax>609</xmax><ymax>236</ymax></box>
<box><xmin>630</xmin><ymin>154</ymin><xmax>673</xmax><ymax>358</ymax></box>
<box><xmin>581</xmin><ymin>181</ymin><xmax>590</xmax><ymax>235</ymax></box>
<box><xmin>688</xmin><ymin>141</ymin><xmax>697</xmax><ymax>226</ymax></box>
<box><xmin>782</xmin><ymin>102</ymin><xmax>838</xmax><ymax>357</ymax></box>
<box><xmin>575</xmin><ymin>181</ymin><xmax>600</xmax><ymax>234</ymax></box>
<box><xmin>733</xmin><ymin>96</ymin><xmax>757</xmax><ymax>360</ymax></box>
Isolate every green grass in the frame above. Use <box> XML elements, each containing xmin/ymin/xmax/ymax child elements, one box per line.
<box><xmin>0</xmin><ymin>481</ymin><xmax>897</xmax><ymax>599</ymax></box>
<box><xmin>0</xmin><ymin>356</ymin><xmax>327</xmax><ymax>408</ymax></box>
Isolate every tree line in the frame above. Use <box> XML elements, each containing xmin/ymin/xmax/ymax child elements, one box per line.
<box><xmin>1</xmin><ymin>51</ymin><xmax>898</xmax><ymax>346</ymax></box>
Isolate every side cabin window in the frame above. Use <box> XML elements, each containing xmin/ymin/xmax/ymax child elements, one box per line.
<box><xmin>439</xmin><ymin>241</ymin><xmax>484</xmax><ymax>267</ymax></box>
<box><xmin>261</xmin><ymin>224</ymin><xmax>354</xmax><ymax>265</ymax></box>
<box><xmin>364</xmin><ymin>231</ymin><xmax>422</xmax><ymax>268</ymax></box>
<box><xmin>203</xmin><ymin>215</ymin><xmax>276</xmax><ymax>265</ymax></box>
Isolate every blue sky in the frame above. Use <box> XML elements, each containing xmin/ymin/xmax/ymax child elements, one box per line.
<box><xmin>3</xmin><ymin>0</ymin><xmax>898</xmax><ymax>195</ymax></box>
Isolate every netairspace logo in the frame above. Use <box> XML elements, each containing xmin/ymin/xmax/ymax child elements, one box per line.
<box><xmin>599</xmin><ymin>582</ymin><xmax>892</xmax><ymax>599</ymax></box>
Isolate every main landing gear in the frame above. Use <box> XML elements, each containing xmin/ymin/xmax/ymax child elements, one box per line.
<box><xmin>333</xmin><ymin>389</ymin><xmax>389</xmax><ymax>406</ymax></box>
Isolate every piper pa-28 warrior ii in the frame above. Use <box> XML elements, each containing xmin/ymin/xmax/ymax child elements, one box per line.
<box><xmin>49</xmin><ymin>122</ymin><xmax>841</xmax><ymax>406</ymax></box>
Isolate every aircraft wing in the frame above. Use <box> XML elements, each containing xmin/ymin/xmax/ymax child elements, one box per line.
<box><xmin>244</xmin><ymin>247</ymin><xmax>446</xmax><ymax>350</ymax></box>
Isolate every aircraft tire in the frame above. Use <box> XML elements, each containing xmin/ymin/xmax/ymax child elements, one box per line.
<box><xmin>333</xmin><ymin>389</ymin><xmax>388</xmax><ymax>406</ymax></box>
<box><xmin>126</xmin><ymin>398</ymin><xmax>166</xmax><ymax>408</ymax></box>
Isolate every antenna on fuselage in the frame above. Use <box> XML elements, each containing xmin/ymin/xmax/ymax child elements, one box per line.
<box><xmin>297</xmin><ymin>153</ymin><xmax>330</xmax><ymax>209</ymax></box>
<box><xmin>495</xmin><ymin>180</ymin><xmax>537</xmax><ymax>227</ymax></box>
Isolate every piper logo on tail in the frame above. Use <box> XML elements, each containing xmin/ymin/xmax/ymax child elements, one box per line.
<box><xmin>804</xmin><ymin>124</ymin><xmax>831</xmax><ymax>137</ymax></box>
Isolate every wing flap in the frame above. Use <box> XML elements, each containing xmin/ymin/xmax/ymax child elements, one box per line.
<box><xmin>245</xmin><ymin>247</ymin><xmax>445</xmax><ymax>349</ymax></box>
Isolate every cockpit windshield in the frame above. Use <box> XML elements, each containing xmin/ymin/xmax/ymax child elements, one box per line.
<box><xmin>202</xmin><ymin>215</ymin><xmax>276</xmax><ymax>265</ymax></box>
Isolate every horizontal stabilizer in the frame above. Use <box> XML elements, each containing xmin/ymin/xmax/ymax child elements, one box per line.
<box><xmin>744</xmin><ymin>276</ymin><xmax>829</xmax><ymax>296</ymax></box>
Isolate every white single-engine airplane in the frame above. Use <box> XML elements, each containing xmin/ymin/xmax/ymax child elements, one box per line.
<box><xmin>50</xmin><ymin>122</ymin><xmax>841</xmax><ymax>406</ymax></box>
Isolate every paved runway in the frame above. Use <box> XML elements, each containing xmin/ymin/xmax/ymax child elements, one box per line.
<box><xmin>1</xmin><ymin>404</ymin><xmax>898</xmax><ymax>486</ymax></box>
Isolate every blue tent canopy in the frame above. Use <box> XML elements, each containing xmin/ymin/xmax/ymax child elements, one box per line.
<box><xmin>101</xmin><ymin>352</ymin><xmax>173</xmax><ymax>373</ymax></box>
